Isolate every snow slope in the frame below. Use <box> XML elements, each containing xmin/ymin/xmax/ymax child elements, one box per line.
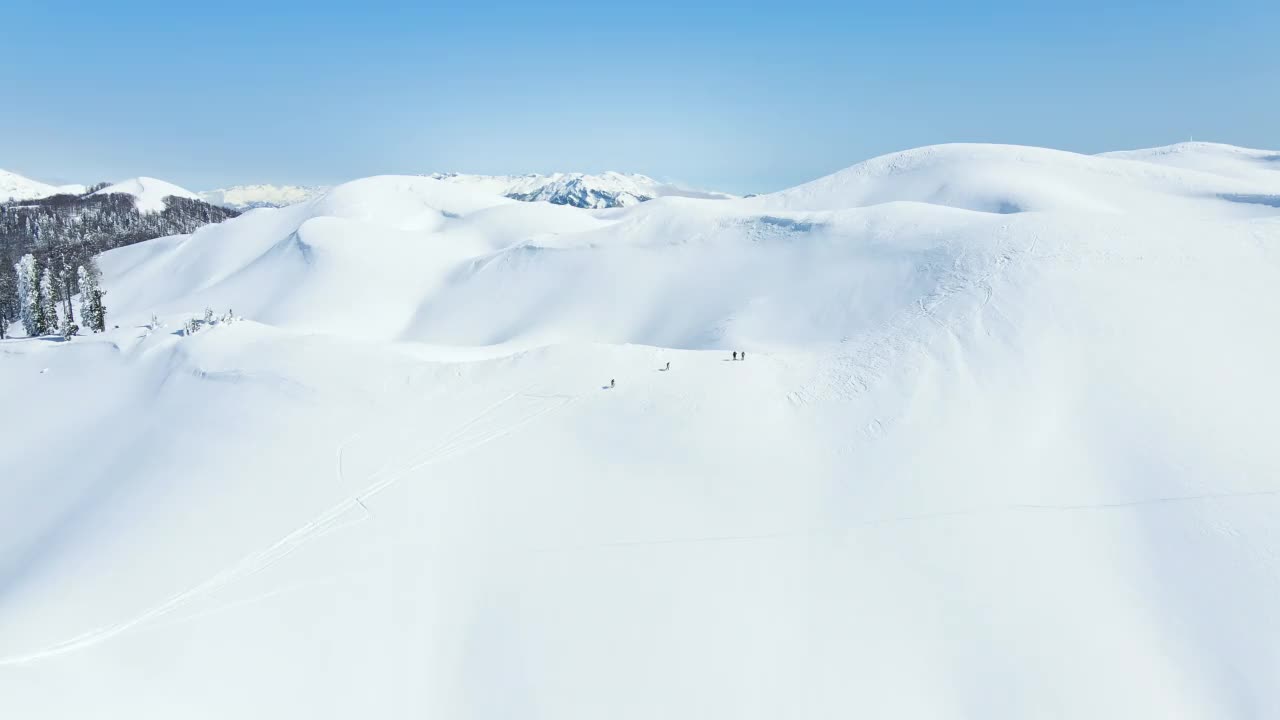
<box><xmin>0</xmin><ymin>169</ymin><xmax>85</xmax><ymax>202</ymax></box>
<box><xmin>1100</xmin><ymin>141</ymin><xmax>1280</xmax><ymax>193</ymax></box>
<box><xmin>93</xmin><ymin>176</ymin><xmax>200</xmax><ymax>213</ymax></box>
<box><xmin>199</xmin><ymin>184</ymin><xmax>326</xmax><ymax>210</ymax></box>
<box><xmin>754</xmin><ymin>142</ymin><xmax>1280</xmax><ymax>215</ymax></box>
<box><xmin>3</xmin><ymin>143</ymin><xmax>1280</xmax><ymax>719</ymax></box>
<box><xmin>429</xmin><ymin>170</ymin><xmax>735</xmax><ymax>208</ymax></box>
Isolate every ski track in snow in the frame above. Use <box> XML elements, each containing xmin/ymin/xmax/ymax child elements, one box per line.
<box><xmin>0</xmin><ymin>390</ymin><xmax>575</xmax><ymax>667</ymax></box>
<box><xmin>533</xmin><ymin>488</ymin><xmax>1280</xmax><ymax>553</ymax></box>
<box><xmin>7</xmin><ymin>143</ymin><xmax>1280</xmax><ymax>716</ymax></box>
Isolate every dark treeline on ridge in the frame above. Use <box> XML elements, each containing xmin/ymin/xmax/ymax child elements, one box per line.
<box><xmin>0</xmin><ymin>189</ymin><xmax>238</xmax><ymax>337</ymax></box>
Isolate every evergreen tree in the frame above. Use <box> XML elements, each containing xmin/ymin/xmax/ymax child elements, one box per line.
<box><xmin>14</xmin><ymin>254</ymin><xmax>39</xmax><ymax>336</ymax></box>
<box><xmin>40</xmin><ymin>268</ymin><xmax>59</xmax><ymax>335</ymax></box>
<box><xmin>90</xmin><ymin>288</ymin><xmax>106</xmax><ymax>332</ymax></box>
<box><xmin>59</xmin><ymin>310</ymin><xmax>78</xmax><ymax>339</ymax></box>
<box><xmin>77</xmin><ymin>261</ymin><xmax>106</xmax><ymax>333</ymax></box>
<box><xmin>0</xmin><ymin>252</ymin><xmax>16</xmax><ymax>339</ymax></box>
<box><xmin>60</xmin><ymin>264</ymin><xmax>75</xmax><ymax>323</ymax></box>
<box><xmin>77</xmin><ymin>265</ymin><xmax>92</xmax><ymax>329</ymax></box>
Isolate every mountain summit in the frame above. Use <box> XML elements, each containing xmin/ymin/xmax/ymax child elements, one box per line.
<box><xmin>427</xmin><ymin>171</ymin><xmax>735</xmax><ymax>208</ymax></box>
<box><xmin>0</xmin><ymin>169</ymin><xmax>86</xmax><ymax>202</ymax></box>
<box><xmin>91</xmin><ymin>177</ymin><xmax>200</xmax><ymax>213</ymax></box>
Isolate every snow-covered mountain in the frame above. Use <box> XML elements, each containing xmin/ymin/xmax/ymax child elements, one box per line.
<box><xmin>427</xmin><ymin>170</ymin><xmax>735</xmax><ymax>208</ymax></box>
<box><xmin>91</xmin><ymin>176</ymin><xmax>200</xmax><ymax>213</ymax></box>
<box><xmin>11</xmin><ymin>171</ymin><xmax>727</xmax><ymax>211</ymax></box>
<box><xmin>3</xmin><ymin>142</ymin><xmax>1280</xmax><ymax>719</ymax></box>
<box><xmin>199</xmin><ymin>184</ymin><xmax>326</xmax><ymax>210</ymax></box>
<box><xmin>0</xmin><ymin>169</ymin><xmax>85</xmax><ymax>202</ymax></box>
<box><xmin>1099</xmin><ymin>141</ymin><xmax>1280</xmax><ymax>187</ymax></box>
<box><xmin>196</xmin><ymin>174</ymin><xmax>728</xmax><ymax>212</ymax></box>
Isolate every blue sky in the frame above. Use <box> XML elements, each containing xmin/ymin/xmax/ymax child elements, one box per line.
<box><xmin>3</xmin><ymin>0</ymin><xmax>1276</xmax><ymax>194</ymax></box>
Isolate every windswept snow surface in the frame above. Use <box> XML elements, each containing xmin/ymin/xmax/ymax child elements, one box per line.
<box><xmin>199</xmin><ymin>184</ymin><xmax>326</xmax><ymax>210</ymax></box>
<box><xmin>4</xmin><ymin>144</ymin><xmax>1280</xmax><ymax>718</ymax></box>
<box><xmin>92</xmin><ymin>176</ymin><xmax>200</xmax><ymax>213</ymax></box>
<box><xmin>0</xmin><ymin>169</ymin><xmax>85</xmax><ymax>201</ymax></box>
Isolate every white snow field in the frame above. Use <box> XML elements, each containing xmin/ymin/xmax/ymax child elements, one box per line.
<box><xmin>3</xmin><ymin>142</ymin><xmax>1280</xmax><ymax>719</ymax></box>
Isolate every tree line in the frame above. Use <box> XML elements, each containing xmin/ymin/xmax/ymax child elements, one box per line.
<box><xmin>0</xmin><ymin>253</ymin><xmax>104</xmax><ymax>339</ymax></box>
<box><xmin>0</xmin><ymin>189</ymin><xmax>238</xmax><ymax>338</ymax></box>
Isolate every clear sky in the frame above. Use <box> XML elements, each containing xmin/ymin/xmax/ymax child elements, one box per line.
<box><xmin>3</xmin><ymin>0</ymin><xmax>1276</xmax><ymax>194</ymax></box>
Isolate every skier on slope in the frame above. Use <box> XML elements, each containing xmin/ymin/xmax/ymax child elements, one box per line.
<box><xmin>611</xmin><ymin>379</ymin><xmax>615</xmax><ymax>388</ymax></box>
<box><xmin>665</xmin><ymin>361</ymin><xmax>671</xmax><ymax>371</ymax></box>
<box><xmin>733</xmin><ymin>351</ymin><xmax>738</xmax><ymax>361</ymax></box>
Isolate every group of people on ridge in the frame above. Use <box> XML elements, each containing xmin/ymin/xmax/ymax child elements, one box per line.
<box><xmin>611</xmin><ymin>351</ymin><xmax>746</xmax><ymax>388</ymax></box>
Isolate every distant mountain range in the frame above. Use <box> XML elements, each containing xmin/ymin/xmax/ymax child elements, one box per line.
<box><xmin>3</xmin><ymin>169</ymin><xmax>734</xmax><ymax>211</ymax></box>
<box><xmin>198</xmin><ymin>185</ymin><xmax>327</xmax><ymax>211</ymax></box>
<box><xmin>425</xmin><ymin>171</ymin><xmax>736</xmax><ymax>209</ymax></box>
<box><xmin>197</xmin><ymin>173</ymin><xmax>735</xmax><ymax>211</ymax></box>
<box><xmin>0</xmin><ymin>166</ymin><xmax>736</xmax><ymax>283</ymax></box>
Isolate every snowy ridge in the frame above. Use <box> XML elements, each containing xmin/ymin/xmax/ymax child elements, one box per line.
<box><xmin>1099</xmin><ymin>141</ymin><xmax>1280</xmax><ymax>187</ymax></box>
<box><xmin>0</xmin><ymin>169</ymin><xmax>85</xmax><ymax>202</ymax></box>
<box><xmin>2</xmin><ymin>143</ymin><xmax>1280</xmax><ymax>718</ymax></box>
<box><xmin>195</xmin><ymin>174</ymin><xmax>729</xmax><ymax>211</ymax></box>
<box><xmin>753</xmin><ymin>142</ymin><xmax>1280</xmax><ymax>214</ymax></box>
<box><xmin>92</xmin><ymin>176</ymin><xmax>200</xmax><ymax>213</ymax></box>
<box><xmin>199</xmin><ymin>184</ymin><xmax>327</xmax><ymax>210</ymax></box>
<box><xmin>428</xmin><ymin>170</ymin><xmax>735</xmax><ymax>208</ymax></box>
<box><xmin>86</xmin><ymin>144</ymin><xmax>1280</xmax><ymax>347</ymax></box>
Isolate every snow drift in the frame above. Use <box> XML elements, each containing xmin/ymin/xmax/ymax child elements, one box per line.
<box><xmin>2</xmin><ymin>142</ymin><xmax>1279</xmax><ymax>719</ymax></box>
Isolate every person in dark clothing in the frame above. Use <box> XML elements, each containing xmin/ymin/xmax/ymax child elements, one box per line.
<box><xmin>610</xmin><ymin>379</ymin><xmax>615</xmax><ymax>388</ymax></box>
<box><xmin>665</xmin><ymin>362</ymin><xmax>670</xmax><ymax>371</ymax></box>
<box><xmin>733</xmin><ymin>351</ymin><xmax>738</xmax><ymax>361</ymax></box>
<box><xmin>741</xmin><ymin>351</ymin><xmax>746</xmax><ymax>361</ymax></box>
